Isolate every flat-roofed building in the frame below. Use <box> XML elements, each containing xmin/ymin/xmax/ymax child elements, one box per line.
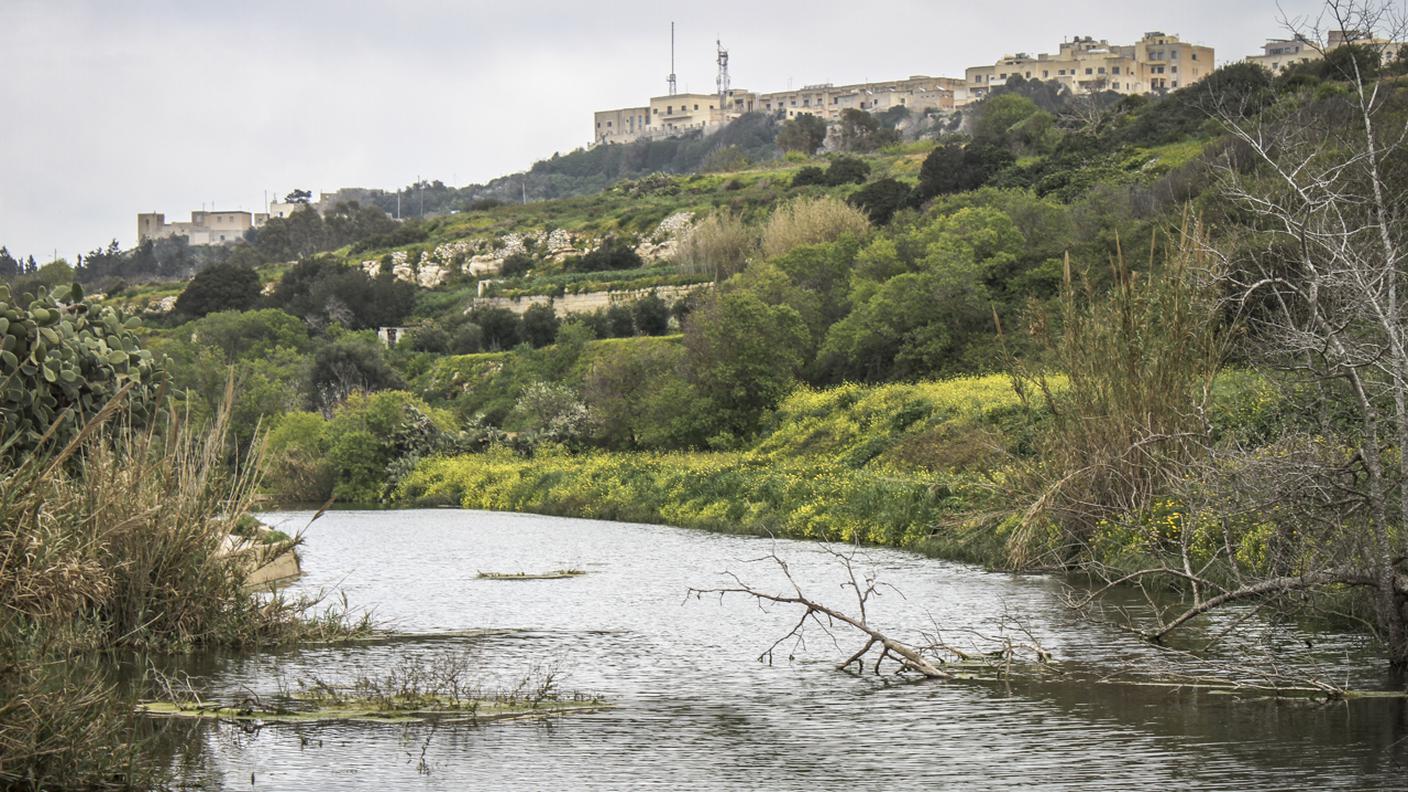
<box><xmin>136</xmin><ymin>210</ymin><xmax>260</xmax><ymax>246</ymax></box>
<box><xmin>963</xmin><ymin>32</ymin><xmax>1213</xmax><ymax>103</ymax></box>
<box><xmin>1245</xmin><ymin>29</ymin><xmax>1405</xmax><ymax>74</ymax></box>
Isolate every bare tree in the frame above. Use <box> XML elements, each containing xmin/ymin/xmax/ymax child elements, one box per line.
<box><xmin>1200</xmin><ymin>0</ymin><xmax>1408</xmax><ymax>663</ymax></box>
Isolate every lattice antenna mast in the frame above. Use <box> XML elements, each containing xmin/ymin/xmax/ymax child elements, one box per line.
<box><xmin>667</xmin><ymin>22</ymin><xmax>678</xmax><ymax>96</ymax></box>
<box><xmin>716</xmin><ymin>38</ymin><xmax>730</xmax><ymax>112</ymax></box>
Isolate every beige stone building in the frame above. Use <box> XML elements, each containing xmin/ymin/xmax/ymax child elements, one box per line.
<box><xmin>136</xmin><ymin>210</ymin><xmax>266</xmax><ymax>246</ymax></box>
<box><xmin>594</xmin><ymin>89</ymin><xmax>759</xmax><ymax>145</ymax></box>
<box><xmin>963</xmin><ymin>32</ymin><xmax>1214</xmax><ymax>102</ymax></box>
<box><xmin>758</xmin><ymin>76</ymin><xmax>960</xmax><ymax>120</ymax></box>
<box><xmin>593</xmin><ymin>76</ymin><xmax>961</xmax><ymax>145</ymax></box>
<box><xmin>592</xmin><ymin>31</ymin><xmax>1216</xmax><ymax>146</ymax></box>
<box><xmin>1245</xmin><ymin>30</ymin><xmax>1405</xmax><ymax>74</ymax></box>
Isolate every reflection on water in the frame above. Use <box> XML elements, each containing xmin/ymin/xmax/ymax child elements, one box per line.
<box><xmin>148</xmin><ymin>509</ymin><xmax>1408</xmax><ymax>790</ymax></box>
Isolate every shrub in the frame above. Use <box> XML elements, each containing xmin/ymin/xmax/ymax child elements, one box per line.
<box><xmin>0</xmin><ymin>388</ymin><xmax>365</xmax><ymax>787</ymax></box>
<box><xmin>823</xmin><ymin>156</ymin><xmax>870</xmax><ymax>186</ymax></box>
<box><xmin>849</xmin><ymin>178</ymin><xmax>912</xmax><ymax>225</ymax></box>
<box><xmin>569</xmin><ymin>236</ymin><xmax>644</xmax><ymax>273</ymax></box>
<box><xmin>499</xmin><ymin>252</ymin><xmax>534</xmax><ymax>278</ymax></box>
<box><xmin>406</xmin><ymin>324</ymin><xmax>451</xmax><ymax>354</ymax></box>
<box><xmin>676</xmin><ymin>211</ymin><xmax>757</xmax><ymax>279</ymax></box>
<box><xmin>264</xmin><ymin>410</ymin><xmax>333</xmax><ymax>502</ymax></box>
<box><xmin>0</xmin><ymin>282</ymin><xmax>167</xmax><ymax>461</ymax></box>
<box><xmin>760</xmin><ymin>196</ymin><xmax>872</xmax><ymax>259</ymax></box>
<box><xmin>320</xmin><ymin>390</ymin><xmax>464</xmax><ymax>502</ymax></box>
<box><xmin>174</xmin><ymin>261</ymin><xmax>261</xmax><ymax>318</ymax></box>
<box><xmin>791</xmin><ymin>166</ymin><xmax>827</xmax><ymax>187</ymax></box>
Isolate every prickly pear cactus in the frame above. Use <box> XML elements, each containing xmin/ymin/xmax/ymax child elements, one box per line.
<box><xmin>0</xmin><ymin>281</ymin><xmax>167</xmax><ymax>459</ymax></box>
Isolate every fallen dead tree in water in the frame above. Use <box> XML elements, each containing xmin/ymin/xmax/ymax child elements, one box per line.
<box><xmin>686</xmin><ymin>544</ymin><xmax>1050</xmax><ymax>680</ymax></box>
<box><xmin>686</xmin><ymin>543</ymin><xmax>1403</xmax><ymax>700</ymax></box>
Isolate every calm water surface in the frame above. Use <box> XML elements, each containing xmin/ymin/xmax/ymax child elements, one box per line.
<box><xmin>157</xmin><ymin>509</ymin><xmax>1408</xmax><ymax>790</ymax></box>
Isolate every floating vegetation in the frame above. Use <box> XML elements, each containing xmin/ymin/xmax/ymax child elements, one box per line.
<box><xmin>138</xmin><ymin>655</ymin><xmax>607</xmax><ymax>725</ymax></box>
<box><xmin>137</xmin><ymin>695</ymin><xmax>607</xmax><ymax>725</ymax></box>
<box><xmin>477</xmin><ymin>568</ymin><xmax>586</xmax><ymax>580</ymax></box>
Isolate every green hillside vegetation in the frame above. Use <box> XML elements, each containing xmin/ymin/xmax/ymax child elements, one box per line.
<box><xmin>8</xmin><ymin>50</ymin><xmax>1408</xmax><ymax>661</ymax></box>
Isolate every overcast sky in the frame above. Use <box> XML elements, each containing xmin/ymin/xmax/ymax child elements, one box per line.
<box><xmin>0</xmin><ymin>0</ymin><xmax>1340</xmax><ymax>262</ymax></box>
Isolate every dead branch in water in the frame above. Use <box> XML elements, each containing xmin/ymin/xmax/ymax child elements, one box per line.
<box><xmin>686</xmin><ymin>544</ymin><xmax>1050</xmax><ymax>679</ymax></box>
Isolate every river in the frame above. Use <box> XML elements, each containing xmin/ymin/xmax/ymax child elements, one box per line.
<box><xmin>153</xmin><ymin>509</ymin><xmax>1408</xmax><ymax>790</ymax></box>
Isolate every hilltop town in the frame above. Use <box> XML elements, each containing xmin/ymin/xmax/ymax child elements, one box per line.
<box><xmin>119</xmin><ymin>26</ymin><xmax>1405</xmax><ymax>251</ymax></box>
<box><xmin>594</xmin><ymin>31</ymin><xmax>1213</xmax><ymax>145</ymax></box>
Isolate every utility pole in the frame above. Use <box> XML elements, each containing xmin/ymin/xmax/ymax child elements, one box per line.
<box><xmin>418</xmin><ymin>175</ymin><xmax>423</xmax><ymax>217</ymax></box>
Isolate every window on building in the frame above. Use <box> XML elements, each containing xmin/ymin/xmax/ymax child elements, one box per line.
<box><xmin>1098</xmin><ymin>67</ymin><xmax>1106</xmax><ymax>74</ymax></box>
<box><xmin>1042</xmin><ymin>70</ymin><xmax>1049</xmax><ymax>77</ymax></box>
<box><xmin>1192</xmin><ymin>52</ymin><xmax>1199</xmax><ymax>60</ymax></box>
<box><xmin>694</xmin><ymin>104</ymin><xmax>699</xmax><ymax>110</ymax></box>
<box><xmin>1171</xmin><ymin>66</ymin><xmax>1178</xmax><ymax>73</ymax></box>
<box><xmin>1085</xmin><ymin>67</ymin><xmax>1093</xmax><ymax>75</ymax></box>
<box><xmin>1113</xmin><ymin>66</ymin><xmax>1120</xmax><ymax>74</ymax></box>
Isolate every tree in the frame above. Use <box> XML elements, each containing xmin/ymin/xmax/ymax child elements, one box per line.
<box><xmin>285</xmin><ymin>188</ymin><xmax>313</xmax><ymax>204</ymax></box>
<box><xmin>310</xmin><ymin>334</ymin><xmax>405</xmax><ymax>413</ymax></box>
<box><xmin>469</xmin><ymin>306</ymin><xmax>521</xmax><ymax>350</ymax></box>
<box><xmin>521</xmin><ymin>303</ymin><xmax>561</xmax><ymax>348</ymax></box>
<box><xmin>684</xmin><ymin>291</ymin><xmax>810</xmax><ymax>439</ymax></box>
<box><xmin>849</xmin><ymin>178</ymin><xmax>912</xmax><ymax>225</ymax></box>
<box><xmin>582</xmin><ymin>338</ymin><xmax>689</xmax><ymax>448</ymax></box>
<box><xmin>0</xmin><ymin>247</ymin><xmax>19</xmax><ymax>278</ymax></box>
<box><xmin>777</xmin><ymin>113</ymin><xmax>828</xmax><ymax>154</ymax></box>
<box><xmin>632</xmin><ymin>293</ymin><xmax>671</xmax><ymax>335</ymax></box>
<box><xmin>272</xmin><ymin>257</ymin><xmax>414</xmax><ymax>330</ymax></box>
<box><xmin>605</xmin><ymin>303</ymin><xmax>636</xmax><ymax>337</ymax></box>
<box><xmin>174</xmin><ymin>262</ymin><xmax>260</xmax><ymax>318</ymax></box>
<box><xmin>915</xmin><ymin>143</ymin><xmax>1014</xmax><ymax>201</ymax></box>
<box><xmin>836</xmin><ymin>108</ymin><xmax>899</xmax><ymax>152</ymax></box>
<box><xmin>1201</xmin><ymin>1</ymin><xmax>1408</xmax><ymax>665</ymax></box>
<box><xmin>972</xmin><ymin>92</ymin><xmax>1041</xmax><ymax>147</ymax></box>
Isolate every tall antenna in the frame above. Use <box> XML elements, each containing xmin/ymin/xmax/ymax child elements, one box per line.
<box><xmin>667</xmin><ymin>22</ymin><xmax>677</xmax><ymax>96</ymax></box>
<box><xmin>716</xmin><ymin>37</ymin><xmax>730</xmax><ymax>112</ymax></box>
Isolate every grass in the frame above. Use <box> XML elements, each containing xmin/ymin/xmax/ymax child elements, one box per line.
<box><xmin>0</xmin><ymin>387</ymin><xmax>370</xmax><ymax>789</ymax></box>
<box><xmin>140</xmin><ymin>654</ymin><xmax>606</xmax><ymax>725</ymax></box>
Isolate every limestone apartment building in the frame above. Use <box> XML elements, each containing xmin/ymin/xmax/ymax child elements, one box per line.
<box><xmin>1244</xmin><ymin>29</ymin><xmax>1405</xmax><ymax>74</ymax></box>
<box><xmin>593</xmin><ymin>31</ymin><xmax>1213</xmax><ymax>146</ymax></box>
<box><xmin>593</xmin><ymin>75</ymin><xmax>963</xmax><ymax>146</ymax></box>
<box><xmin>963</xmin><ymin>32</ymin><xmax>1214</xmax><ymax>101</ymax></box>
